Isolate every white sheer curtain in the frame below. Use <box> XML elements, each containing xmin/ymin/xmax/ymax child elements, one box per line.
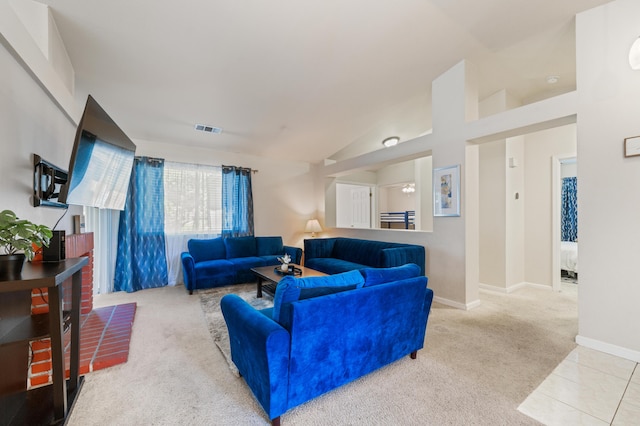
<box><xmin>84</xmin><ymin>206</ymin><xmax>120</xmax><ymax>294</ymax></box>
<box><xmin>87</xmin><ymin>162</ymin><xmax>223</xmax><ymax>291</ymax></box>
<box><xmin>163</xmin><ymin>162</ymin><xmax>222</xmax><ymax>285</ymax></box>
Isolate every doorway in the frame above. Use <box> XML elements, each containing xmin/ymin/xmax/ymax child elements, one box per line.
<box><xmin>335</xmin><ymin>183</ymin><xmax>373</xmax><ymax>229</ymax></box>
<box><xmin>552</xmin><ymin>155</ymin><xmax>578</xmax><ymax>292</ymax></box>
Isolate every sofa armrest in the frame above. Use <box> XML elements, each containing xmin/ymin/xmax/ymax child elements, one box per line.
<box><xmin>181</xmin><ymin>252</ymin><xmax>196</xmax><ymax>294</ymax></box>
<box><xmin>284</xmin><ymin>246</ymin><xmax>302</xmax><ymax>265</ymax></box>
<box><xmin>381</xmin><ymin>246</ymin><xmax>426</xmax><ymax>275</ymax></box>
<box><xmin>221</xmin><ymin>294</ymin><xmax>290</xmax><ymax>421</ymax></box>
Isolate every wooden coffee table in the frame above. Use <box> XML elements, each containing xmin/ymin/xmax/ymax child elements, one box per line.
<box><xmin>251</xmin><ymin>264</ymin><xmax>327</xmax><ymax>298</ymax></box>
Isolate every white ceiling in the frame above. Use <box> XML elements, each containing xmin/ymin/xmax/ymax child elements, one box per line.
<box><xmin>37</xmin><ymin>0</ymin><xmax>611</xmax><ymax>164</ymax></box>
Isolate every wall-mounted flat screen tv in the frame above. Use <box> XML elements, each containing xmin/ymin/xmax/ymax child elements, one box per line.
<box><xmin>58</xmin><ymin>95</ymin><xmax>136</xmax><ymax>210</ymax></box>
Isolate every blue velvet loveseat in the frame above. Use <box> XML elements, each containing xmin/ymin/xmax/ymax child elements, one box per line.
<box><xmin>221</xmin><ymin>263</ymin><xmax>433</xmax><ymax>425</ymax></box>
<box><xmin>181</xmin><ymin>236</ymin><xmax>302</xmax><ymax>294</ymax></box>
<box><xmin>304</xmin><ymin>237</ymin><xmax>426</xmax><ymax>276</ymax></box>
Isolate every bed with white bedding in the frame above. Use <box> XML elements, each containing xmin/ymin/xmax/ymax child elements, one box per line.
<box><xmin>561</xmin><ymin>241</ymin><xmax>578</xmax><ymax>273</ymax></box>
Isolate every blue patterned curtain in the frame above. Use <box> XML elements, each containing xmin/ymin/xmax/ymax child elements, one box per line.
<box><xmin>561</xmin><ymin>177</ymin><xmax>578</xmax><ymax>242</ymax></box>
<box><xmin>114</xmin><ymin>157</ymin><xmax>168</xmax><ymax>292</ymax></box>
<box><xmin>221</xmin><ymin>165</ymin><xmax>254</xmax><ymax>238</ymax></box>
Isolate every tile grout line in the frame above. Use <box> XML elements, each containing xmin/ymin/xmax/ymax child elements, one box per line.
<box><xmin>534</xmin><ymin>360</ymin><xmax>631</xmax><ymax>424</ymax></box>
<box><xmin>609</xmin><ymin>363</ymin><xmax>638</xmax><ymax>425</ymax></box>
<box><xmin>64</xmin><ymin>311</ymin><xmax>92</xmax><ymax>354</ymax></box>
<box><xmin>89</xmin><ymin>306</ymin><xmax>118</xmax><ymax>371</ymax></box>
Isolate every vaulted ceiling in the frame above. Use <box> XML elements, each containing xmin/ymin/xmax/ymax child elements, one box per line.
<box><xmin>36</xmin><ymin>0</ymin><xmax>612</xmax><ymax>163</ymax></box>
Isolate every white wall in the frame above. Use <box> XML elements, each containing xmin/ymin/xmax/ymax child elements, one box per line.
<box><xmin>382</xmin><ymin>186</ymin><xmax>415</xmax><ymax>213</ymax></box>
<box><xmin>576</xmin><ymin>0</ymin><xmax>640</xmax><ymax>359</ymax></box>
<box><xmin>523</xmin><ymin>124</ymin><xmax>576</xmax><ymax>287</ymax></box>
<box><xmin>561</xmin><ymin>161</ymin><xmax>577</xmax><ymax>178</ymax></box>
<box><xmin>479</xmin><ymin>89</ymin><xmax>522</xmax><ymax>118</ymax></box>
<box><xmin>505</xmin><ymin>136</ymin><xmax>525</xmax><ymax>288</ymax></box>
<box><xmin>478</xmin><ymin>125</ymin><xmax>574</xmax><ymax>293</ymax></box>
<box><xmin>415</xmin><ymin>156</ymin><xmax>433</xmax><ymax>232</ymax></box>
<box><xmin>0</xmin><ymin>41</ymin><xmax>81</xmax><ymax>234</ymax></box>
<box><xmin>479</xmin><ymin>140</ymin><xmax>506</xmax><ymax>288</ymax></box>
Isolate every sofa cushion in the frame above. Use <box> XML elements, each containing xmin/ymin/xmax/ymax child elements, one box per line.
<box><xmin>224</xmin><ymin>236</ymin><xmax>257</xmax><ymax>259</ymax></box>
<box><xmin>259</xmin><ymin>255</ymin><xmax>283</xmax><ymax>266</ymax></box>
<box><xmin>256</xmin><ymin>236</ymin><xmax>285</xmax><ymax>256</ymax></box>
<box><xmin>360</xmin><ymin>263</ymin><xmax>422</xmax><ymax>287</ymax></box>
<box><xmin>228</xmin><ymin>256</ymin><xmax>266</xmax><ymax>270</ymax></box>
<box><xmin>188</xmin><ymin>238</ymin><xmax>226</xmax><ymax>263</ymax></box>
<box><xmin>272</xmin><ymin>270</ymin><xmax>365</xmax><ymax>325</ymax></box>
<box><xmin>304</xmin><ymin>257</ymin><xmax>368</xmax><ymax>275</ymax></box>
<box><xmin>194</xmin><ymin>259</ymin><xmax>235</xmax><ymax>279</ymax></box>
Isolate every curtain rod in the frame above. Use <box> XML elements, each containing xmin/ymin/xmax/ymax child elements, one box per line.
<box><xmin>140</xmin><ymin>157</ymin><xmax>259</xmax><ymax>173</ymax></box>
<box><xmin>222</xmin><ymin>164</ymin><xmax>259</xmax><ymax>173</ymax></box>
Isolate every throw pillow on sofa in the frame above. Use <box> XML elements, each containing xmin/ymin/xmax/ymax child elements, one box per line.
<box><xmin>360</xmin><ymin>263</ymin><xmax>422</xmax><ymax>287</ymax></box>
<box><xmin>188</xmin><ymin>238</ymin><xmax>226</xmax><ymax>263</ymax></box>
<box><xmin>272</xmin><ymin>270</ymin><xmax>365</xmax><ymax>325</ymax></box>
<box><xmin>256</xmin><ymin>236</ymin><xmax>285</xmax><ymax>256</ymax></box>
<box><xmin>224</xmin><ymin>236</ymin><xmax>257</xmax><ymax>258</ymax></box>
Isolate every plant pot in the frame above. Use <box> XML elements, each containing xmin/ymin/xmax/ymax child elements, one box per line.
<box><xmin>0</xmin><ymin>253</ymin><xmax>26</xmax><ymax>278</ymax></box>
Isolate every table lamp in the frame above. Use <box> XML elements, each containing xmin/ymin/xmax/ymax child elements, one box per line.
<box><xmin>305</xmin><ymin>219</ymin><xmax>322</xmax><ymax>237</ymax></box>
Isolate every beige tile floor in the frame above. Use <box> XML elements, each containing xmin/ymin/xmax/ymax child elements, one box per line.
<box><xmin>519</xmin><ymin>346</ymin><xmax>640</xmax><ymax>425</ymax></box>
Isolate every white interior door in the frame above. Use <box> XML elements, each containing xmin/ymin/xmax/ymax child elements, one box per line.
<box><xmin>336</xmin><ymin>183</ymin><xmax>371</xmax><ymax>228</ymax></box>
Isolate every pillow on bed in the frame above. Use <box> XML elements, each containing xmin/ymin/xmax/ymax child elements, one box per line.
<box><xmin>272</xmin><ymin>270</ymin><xmax>364</xmax><ymax>325</ymax></box>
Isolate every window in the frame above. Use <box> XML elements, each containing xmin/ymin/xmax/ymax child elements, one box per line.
<box><xmin>163</xmin><ymin>162</ymin><xmax>222</xmax><ymax>235</ymax></box>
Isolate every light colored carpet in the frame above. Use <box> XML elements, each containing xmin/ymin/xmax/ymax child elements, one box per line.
<box><xmin>199</xmin><ymin>285</ymin><xmax>273</xmax><ymax>375</ymax></box>
<box><xmin>67</xmin><ymin>282</ymin><xmax>578</xmax><ymax>425</ymax></box>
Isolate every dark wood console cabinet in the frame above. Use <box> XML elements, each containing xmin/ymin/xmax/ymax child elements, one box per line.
<box><xmin>0</xmin><ymin>257</ymin><xmax>88</xmax><ymax>425</ymax></box>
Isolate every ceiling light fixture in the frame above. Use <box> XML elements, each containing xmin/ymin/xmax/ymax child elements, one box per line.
<box><xmin>382</xmin><ymin>136</ymin><xmax>399</xmax><ymax>147</ymax></box>
<box><xmin>629</xmin><ymin>36</ymin><xmax>640</xmax><ymax>70</ymax></box>
<box><xmin>546</xmin><ymin>75</ymin><xmax>559</xmax><ymax>84</ymax></box>
<box><xmin>195</xmin><ymin>124</ymin><xmax>223</xmax><ymax>134</ymax></box>
<box><xmin>402</xmin><ymin>184</ymin><xmax>415</xmax><ymax>194</ymax></box>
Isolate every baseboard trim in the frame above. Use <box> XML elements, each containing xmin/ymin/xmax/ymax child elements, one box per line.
<box><xmin>479</xmin><ymin>282</ymin><xmax>552</xmax><ymax>293</ymax></box>
<box><xmin>524</xmin><ymin>282</ymin><xmax>553</xmax><ymax>291</ymax></box>
<box><xmin>575</xmin><ymin>335</ymin><xmax>640</xmax><ymax>363</ymax></box>
<box><xmin>433</xmin><ymin>295</ymin><xmax>481</xmax><ymax>311</ymax></box>
<box><xmin>437</xmin><ymin>282</ymin><xmax>553</xmax><ymax>310</ymax></box>
<box><xmin>479</xmin><ymin>283</ymin><xmax>508</xmax><ymax>293</ymax></box>
<box><xmin>479</xmin><ymin>282</ymin><xmax>529</xmax><ymax>294</ymax></box>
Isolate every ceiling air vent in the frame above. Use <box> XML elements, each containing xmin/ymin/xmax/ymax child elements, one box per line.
<box><xmin>195</xmin><ymin>124</ymin><xmax>223</xmax><ymax>134</ymax></box>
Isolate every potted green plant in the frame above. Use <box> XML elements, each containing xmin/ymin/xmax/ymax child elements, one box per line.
<box><xmin>0</xmin><ymin>209</ymin><xmax>53</xmax><ymax>276</ymax></box>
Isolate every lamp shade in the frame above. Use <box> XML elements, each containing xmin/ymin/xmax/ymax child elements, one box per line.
<box><xmin>305</xmin><ymin>219</ymin><xmax>322</xmax><ymax>233</ymax></box>
<box><xmin>629</xmin><ymin>37</ymin><xmax>640</xmax><ymax>70</ymax></box>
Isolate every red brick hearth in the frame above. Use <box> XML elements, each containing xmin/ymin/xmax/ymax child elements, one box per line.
<box><xmin>28</xmin><ymin>303</ymin><xmax>136</xmax><ymax>387</ymax></box>
<box><xmin>27</xmin><ymin>232</ymin><xmax>136</xmax><ymax>388</ymax></box>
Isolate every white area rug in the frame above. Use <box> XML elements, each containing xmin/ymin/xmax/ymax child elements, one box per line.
<box><xmin>198</xmin><ymin>283</ymin><xmax>273</xmax><ymax>375</ymax></box>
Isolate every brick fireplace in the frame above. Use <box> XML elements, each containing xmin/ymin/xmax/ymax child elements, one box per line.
<box><xmin>28</xmin><ymin>232</ymin><xmax>94</xmax><ymax>388</ymax></box>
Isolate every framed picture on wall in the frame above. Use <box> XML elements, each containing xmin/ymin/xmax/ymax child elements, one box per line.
<box><xmin>433</xmin><ymin>165</ymin><xmax>460</xmax><ymax>217</ymax></box>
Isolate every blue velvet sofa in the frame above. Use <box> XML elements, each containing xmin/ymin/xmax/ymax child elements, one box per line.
<box><xmin>221</xmin><ymin>264</ymin><xmax>433</xmax><ymax>425</ymax></box>
<box><xmin>304</xmin><ymin>237</ymin><xmax>426</xmax><ymax>276</ymax></box>
<box><xmin>181</xmin><ymin>236</ymin><xmax>302</xmax><ymax>294</ymax></box>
